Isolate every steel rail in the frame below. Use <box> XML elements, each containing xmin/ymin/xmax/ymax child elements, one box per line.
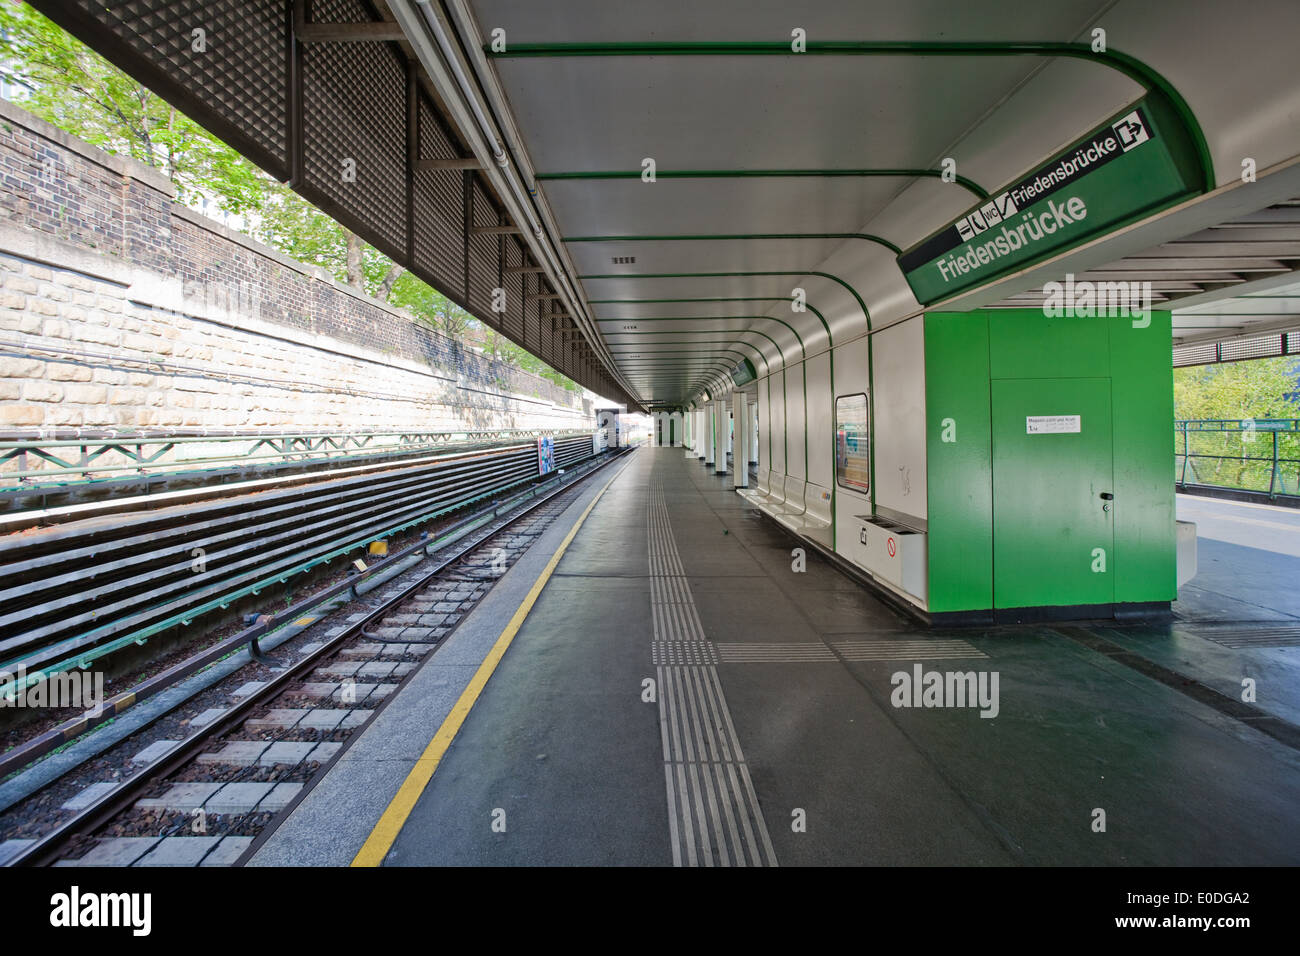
<box><xmin>0</xmin><ymin>437</ymin><xmax>593</xmax><ymax>693</ymax></box>
<box><xmin>6</xmin><ymin>446</ymin><xmax>633</xmax><ymax>867</ymax></box>
<box><xmin>0</xmin><ymin>449</ymin><xmax>597</xmax><ymax>782</ymax></box>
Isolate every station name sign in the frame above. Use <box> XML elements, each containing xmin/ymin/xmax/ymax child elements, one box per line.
<box><xmin>898</xmin><ymin>97</ymin><xmax>1201</xmax><ymax>305</ymax></box>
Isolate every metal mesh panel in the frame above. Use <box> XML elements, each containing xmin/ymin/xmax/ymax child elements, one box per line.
<box><xmin>1173</xmin><ymin>342</ymin><xmax>1218</xmax><ymax>367</ymax></box>
<box><xmin>58</xmin><ymin>0</ymin><xmax>288</xmax><ymax>168</ymax></box>
<box><xmin>501</xmin><ymin>238</ymin><xmax>527</xmax><ymax>353</ymax></box>
<box><xmin>34</xmin><ymin>0</ymin><xmax>635</xmax><ymax>408</ymax></box>
<box><xmin>537</xmin><ymin>304</ymin><xmax>560</xmax><ymax>372</ymax></box>
<box><xmin>302</xmin><ymin>0</ymin><xmax>407</xmax><ymax>257</ymax></box>
<box><xmin>412</xmin><ymin>98</ymin><xmax>465</xmax><ymax>298</ymax></box>
<box><xmin>467</xmin><ymin>180</ymin><xmax>501</xmax><ymax>319</ymax></box>
<box><xmin>1220</xmin><ymin>335</ymin><xmax>1284</xmax><ymax>362</ymax></box>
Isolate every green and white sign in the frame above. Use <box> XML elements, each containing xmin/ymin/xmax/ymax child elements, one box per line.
<box><xmin>730</xmin><ymin>358</ymin><xmax>757</xmax><ymax>387</ymax></box>
<box><xmin>898</xmin><ymin>97</ymin><xmax>1202</xmax><ymax>305</ymax></box>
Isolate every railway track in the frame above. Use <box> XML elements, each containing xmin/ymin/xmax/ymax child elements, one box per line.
<box><xmin>0</xmin><ymin>445</ymin><xmax>632</xmax><ymax>867</ymax></box>
<box><xmin>0</xmin><ymin>433</ymin><xmax>597</xmax><ymax>697</ymax></box>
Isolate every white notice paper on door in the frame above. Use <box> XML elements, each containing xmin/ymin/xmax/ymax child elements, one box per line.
<box><xmin>1026</xmin><ymin>415</ymin><xmax>1081</xmax><ymax>434</ymax></box>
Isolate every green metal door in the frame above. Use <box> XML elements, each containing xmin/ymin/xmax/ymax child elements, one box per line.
<box><xmin>992</xmin><ymin>377</ymin><xmax>1114</xmax><ymax>609</ymax></box>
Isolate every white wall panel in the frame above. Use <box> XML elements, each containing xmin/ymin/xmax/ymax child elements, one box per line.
<box><xmin>804</xmin><ymin>351</ymin><xmax>833</xmax><ymax>491</ymax></box>
<box><xmin>872</xmin><ymin>317</ymin><xmax>928</xmax><ymax>523</ymax></box>
<box><xmin>802</xmin><ymin>351</ymin><xmax>834</xmax><ymax>526</ymax></box>
<box><xmin>769</xmin><ymin>370</ymin><xmax>786</xmax><ymax>493</ymax></box>
<box><xmin>785</xmin><ymin>361</ymin><xmax>806</xmax><ymax>481</ymax></box>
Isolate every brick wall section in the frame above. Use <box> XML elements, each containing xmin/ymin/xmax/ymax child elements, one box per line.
<box><xmin>0</xmin><ymin>99</ymin><xmax>585</xmax><ymax>433</ymax></box>
<box><xmin>0</xmin><ymin>102</ymin><xmax>137</xmax><ymax>260</ymax></box>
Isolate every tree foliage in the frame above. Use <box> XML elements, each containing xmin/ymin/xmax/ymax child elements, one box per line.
<box><xmin>1173</xmin><ymin>355</ymin><xmax>1300</xmax><ymax>421</ymax></box>
<box><xmin>1173</xmin><ymin>356</ymin><xmax>1300</xmax><ymax>493</ymax></box>
<box><xmin>0</xmin><ymin>0</ymin><xmax>580</xmax><ymax>393</ymax></box>
<box><xmin>0</xmin><ymin>0</ymin><xmax>264</xmax><ymax>212</ymax></box>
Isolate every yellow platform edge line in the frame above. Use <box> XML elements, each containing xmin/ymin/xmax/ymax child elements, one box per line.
<box><xmin>351</xmin><ymin>460</ymin><xmax>629</xmax><ymax>867</ymax></box>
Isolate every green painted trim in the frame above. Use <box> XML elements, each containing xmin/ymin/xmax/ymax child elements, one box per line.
<box><xmin>581</xmin><ymin>273</ymin><xmax>853</xmax><ymax>341</ymax></box>
<box><xmin>602</xmin><ymin>331</ymin><xmax>778</xmax><ymax>374</ymax></box>
<box><xmin>607</xmin><ymin>343</ymin><xmax>769</xmax><ymax>375</ymax></box>
<box><xmin>590</xmin><ymin>297</ymin><xmax>784</xmax><ymax>303</ymax></box>
<box><xmin>490</xmin><ymin>40</ymin><xmax>1212</xmax><ymax>190</ymax></box>
<box><xmin>541</xmin><ymin>169</ymin><xmax>987</xmax><ymax>200</ymax></box>
<box><xmin>583</xmin><ymin>273</ymin><xmax>866</xmax><ymax>534</ymax></box>
<box><xmin>567</xmin><ymin>232</ymin><xmax>903</xmax><ymax>255</ymax></box>
<box><xmin>611</xmin><ymin>350</ymin><xmax>750</xmax><ymax>361</ymax></box>
<box><xmin>594</xmin><ymin>311</ymin><xmax>795</xmax><ymax>443</ymax></box>
<box><xmin>616</xmin><ymin>356</ymin><xmax>748</xmax><ymax>361</ymax></box>
<box><xmin>594</xmin><ymin>312</ymin><xmax>806</xmax><ymax>361</ymax></box>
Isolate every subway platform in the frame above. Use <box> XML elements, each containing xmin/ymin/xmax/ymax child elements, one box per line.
<box><xmin>252</xmin><ymin>448</ymin><xmax>1300</xmax><ymax>866</ymax></box>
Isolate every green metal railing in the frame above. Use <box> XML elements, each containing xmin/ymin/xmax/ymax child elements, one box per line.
<box><xmin>0</xmin><ymin>427</ymin><xmax>593</xmax><ymax>491</ymax></box>
<box><xmin>1175</xmin><ymin>419</ymin><xmax>1300</xmax><ymax>498</ymax></box>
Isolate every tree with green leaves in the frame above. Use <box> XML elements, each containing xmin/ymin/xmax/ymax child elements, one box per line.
<box><xmin>0</xmin><ymin>0</ymin><xmax>264</xmax><ymax>213</ymax></box>
<box><xmin>1174</xmin><ymin>355</ymin><xmax>1300</xmax><ymax>421</ymax></box>
<box><xmin>0</xmin><ymin>0</ymin><xmax>580</xmax><ymax>395</ymax></box>
<box><xmin>1174</xmin><ymin>356</ymin><xmax>1300</xmax><ymax>491</ymax></box>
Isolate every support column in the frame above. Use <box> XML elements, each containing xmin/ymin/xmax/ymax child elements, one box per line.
<box><xmin>733</xmin><ymin>392</ymin><xmax>748</xmax><ymax>488</ymax></box>
<box><xmin>696</xmin><ymin>410</ymin><xmax>707</xmax><ymax>460</ymax></box>
<box><xmin>748</xmin><ymin>401</ymin><xmax>759</xmax><ymax>465</ymax></box>
<box><xmin>684</xmin><ymin>408</ymin><xmax>694</xmax><ymax>458</ymax></box>
<box><xmin>714</xmin><ymin>399</ymin><xmax>728</xmax><ymax>475</ymax></box>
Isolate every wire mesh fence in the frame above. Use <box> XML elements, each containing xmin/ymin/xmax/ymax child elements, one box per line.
<box><xmin>1175</xmin><ymin>419</ymin><xmax>1300</xmax><ymax>497</ymax></box>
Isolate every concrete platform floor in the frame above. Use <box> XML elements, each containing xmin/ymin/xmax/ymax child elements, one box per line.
<box><xmin>263</xmin><ymin>449</ymin><xmax>1300</xmax><ymax>866</ymax></box>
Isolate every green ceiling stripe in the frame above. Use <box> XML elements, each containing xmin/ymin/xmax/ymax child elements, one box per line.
<box><xmin>580</xmin><ymin>271</ymin><xmax>858</xmax><ymax>335</ymax></box>
<box><xmin>601</xmin><ymin>327</ymin><xmax>781</xmax><ymax>372</ymax></box>
<box><xmin>567</xmin><ymin>231</ymin><xmax>903</xmax><ymax>256</ymax></box>
<box><xmin>541</xmin><ymin>169</ymin><xmax>987</xmax><ymax>200</ymax></box>
<box><xmin>490</xmin><ymin>41</ymin><xmax>1212</xmax><ymax>191</ymax></box>
<box><xmin>610</xmin><ymin>352</ymin><xmax>750</xmax><ymax>367</ymax></box>
<box><xmin>594</xmin><ymin>312</ymin><xmax>805</xmax><ymax>361</ymax></box>
<box><xmin>606</xmin><ymin>338</ymin><xmax>771</xmax><ymax>373</ymax></box>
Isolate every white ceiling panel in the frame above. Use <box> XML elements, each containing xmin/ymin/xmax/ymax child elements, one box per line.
<box><xmin>469</xmin><ymin>1</ymin><xmax>1111</xmax><ymax>44</ymax></box>
<box><xmin>539</xmin><ymin>177</ymin><xmax>936</xmax><ymax>236</ymax></box>
<box><xmin>496</xmin><ymin>56</ymin><xmax>1043</xmax><ymax>171</ymax></box>
<box><xmin>454</xmin><ymin>0</ymin><xmax>1300</xmax><ymax>402</ymax></box>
